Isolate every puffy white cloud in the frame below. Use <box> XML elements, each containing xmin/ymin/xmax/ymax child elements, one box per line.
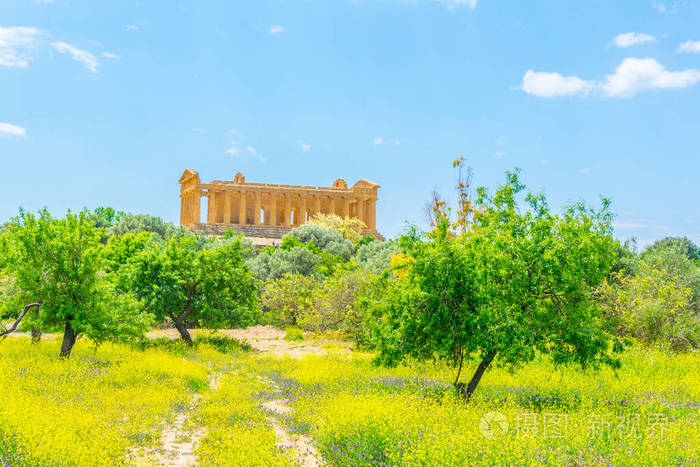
<box><xmin>521</xmin><ymin>70</ymin><xmax>593</xmax><ymax>97</ymax></box>
<box><xmin>522</xmin><ymin>58</ymin><xmax>700</xmax><ymax>98</ymax></box>
<box><xmin>494</xmin><ymin>151</ymin><xmax>504</xmax><ymax>159</ymax></box>
<box><xmin>614</xmin><ymin>32</ymin><xmax>655</xmax><ymax>48</ymax></box>
<box><xmin>299</xmin><ymin>142</ymin><xmax>311</xmax><ymax>152</ymax></box>
<box><xmin>679</xmin><ymin>40</ymin><xmax>700</xmax><ymax>53</ymax></box>
<box><xmin>0</xmin><ymin>122</ymin><xmax>27</xmax><ymax>137</ymax></box>
<box><xmin>51</xmin><ymin>41</ymin><xmax>99</xmax><ymax>73</ymax></box>
<box><xmin>373</xmin><ymin>137</ymin><xmax>383</xmax><ymax>146</ymax></box>
<box><xmin>601</xmin><ymin>57</ymin><xmax>700</xmax><ymax>97</ymax></box>
<box><xmin>269</xmin><ymin>25</ymin><xmax>284</xmax><ymax>35</ymax></box>
<box><xmin>102</xmin><ymin>52</ymin><xmax>120</xmax><ymax>59</ymax></box>
<box><xmin>0</xmin><ymin>26</ymin><xmax>43</xmax><ymax>68</ymax></box>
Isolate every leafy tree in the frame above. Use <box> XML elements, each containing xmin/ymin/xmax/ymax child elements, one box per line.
<box><xmin>306</xmin><ymin>213</ymin><xmax>366</xmax><ymax>243</ymax></box>
<box><xmin>599</xmin><ymin>263</ymin><xmax>698</xmax><ymax>351</ymax></box>
<box><xmin>287</xmin><ymin>224</ymin><xmax>353</xmax><ymax>251</ymax></box>
<box><xmin>87</xmin><ymin>206</ymin><xmax>123</xmax><ymax>230</ymax></box>
<box><xmin>0</xmin><ymin>209</ymin><xmax>151</xmax><ymax>357</ymax></box>
<box><xmin>247</xmin><ymin>245</ymin><xmax>321</xmax><ymax>281</ymax></box>
<box><xmin>103</xmin><ymin>231</ymin><xmax>153</xmax><ymax>274</ymax></box>
<box><xmin>248</xmin><ymin>226</ymin><xmax>353</xmax><ymax>280</ymax></box>
<box><xmin>261</xmin><ymin>273</ymin><xmax>316</xmax><ymax>326</ymax></box>
<box><xmin>644</xmin><ymin>237</ymin><xmax>699</xmax><ymax>261</ymax></box>
<box><xmin>127</xmin><ymin>234</ymin><xmax>259</xmax><ymax>344</ymax></box>
<box><xmin>300</xmin><ymin>267</ymin><xmax>372</xmax><ymax>333</ymax></box>
<box><xmin>354</xmin><ymin>240</ymin><xmax>397</xmax><ymax>275</ymax></box>
<box><xmin>639</xmin><ymin>239</ymin><xmax>700</xmax><ymax>310</ymax></box>
<box><xmin>109</xmin><ymin>213</ymin><xmax>179</xmax><ymax>239</ymax></box>
<box><xmin>371</xmin><ymin>168</ymin><xmax>619</xmax><ymax>400</ymax></box>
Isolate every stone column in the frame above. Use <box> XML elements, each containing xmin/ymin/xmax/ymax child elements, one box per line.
<box><xmin>300</xmin><ymin>194</ymin><xmax>307</xmax><ymax>224</ymax></box>
<box><xmin>368</xmin><ymin>199</ymin><xmax>376</xmax><ymax>230</ymax></box>
<box><xmin>238</xmin><ymin>189</ymin><xmax>247</xmax><ymax>225</ymax></box>
<box><xmin>314</xmin><ymin>195</ymin><xmax>321</xmax><ymax>217</ymax></box>
<box><xmin>342</xmin><ymin>197</ymin><xmax>350</xmax><ymax>218</ymax></box>
<box><xmin>284</xmin><ymin>193</ymin><xmax>292</xmax><ymax>226</ymax></box>
<box><xmin>357</xmin><ymin>199</ymin><xmax>365</xmax><ymax>225</ymax></box>
<box><xmin>254</xmin><ymin>191</ymin><xmax>262</xmax><ymax>225</ymax></box>
<box><xmin>270</xmin><ymin>195</ymin><xmax>278</xmax><ymax>226</ymax></box>
<box><xmin>206</xmin><ymin>193</ymin><xmax>215</xmax><ymax>224</ymax></box>
<box><xmin>223</xmin><ymin>190</ymin><xmax>231</xmax><ymax>224</ymax></box>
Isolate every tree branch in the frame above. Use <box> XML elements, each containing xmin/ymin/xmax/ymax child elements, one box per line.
<box><xmin>0</xmin><ymin>301</ymin><xmax>43</xmax><ymax>338</ymax></box>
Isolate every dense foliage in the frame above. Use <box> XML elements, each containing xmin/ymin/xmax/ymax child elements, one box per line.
<box><xmin>126</xmin><ymin>235</ymin><xmax>259</xmax><ymax>344</ymax></box>
<box><xmin>370</xmin><ymin>169</ymin><xmax>620</xmax><ymax>399</ymax></box>
<box><xmin>0</xmin><ymin>209</ymin><xmax>151</xmax><ymax>357</ymax></box>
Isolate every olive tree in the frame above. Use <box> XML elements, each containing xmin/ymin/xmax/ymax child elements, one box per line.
<box><xmin>127</xmin><ymin>234</ymin><xmax>259</xmax><ymax>344</ymax></box>
<box><xmin>372</xmin><ymin>169</ymin><xmax>619</xmax><ymax>400</ymax></box>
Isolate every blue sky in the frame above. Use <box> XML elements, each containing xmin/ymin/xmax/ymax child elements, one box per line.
<box><xmin>1</xmin><ymin>0</ymin><xmax>699</xmax><ymax>246</ymax></box>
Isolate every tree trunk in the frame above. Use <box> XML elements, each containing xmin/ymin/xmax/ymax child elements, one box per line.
<box><xmin>455</xmin><ymin>351</ymin><xmax>497</xmax><ymax>402</ymax></box>
<box><xmin>59</xmin><ymin>321</ymin><xmax>78</xmax><ymax>358</ymax></box>
<box><xmin>31</xmin><ymin>327</ymin><xmax>42</xmax><ymax>344</ymax></box>
<box><xmin>174</xmin><ymin>319</ymin><xmax>193</xmax><ymax>346</ymax></box>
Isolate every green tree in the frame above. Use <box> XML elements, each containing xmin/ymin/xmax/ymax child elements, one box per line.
<box><xmin>599</xmin><ymin>263</ymin><xmax>698</xmax><ymax>351</ymax></box>
<box><xmin>372</xmin><ymin>169</ymin><xmax>619</xmax><ymax>400</ymax></box>
<box><xmin>306</xmin><ymin>213</ymin><xmax>366</xmax><ymax>243</ymax></box>
<box><xmin>261</xmin><ymin>273</ymin><xmax>317</xmax><ymax>326</ymax></box>
<box><xmin>109</xmin><ymin>213</ymin><xmax>179</xmax><ymax>239</ymax></box>
<box><xmin>0</xmin><ymin>209</ymin><xmax>151</xmax><ymax>357</ymax></box>
<box><xmin>128</xmin><ymin>234</ymin><xmax>259</xmax><ymax>344</ymax></box>
<box><xmin>354</xmin><ymin>240</ymin><xmax>396</xmax><ymax>275</ymax></box>
<box><xmin>639</xmin><ymin>238</ymin><xmax>700</xmax><ymax>310</ymax></box>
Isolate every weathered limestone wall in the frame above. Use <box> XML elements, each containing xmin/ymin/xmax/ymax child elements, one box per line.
<box><xmin>179</xmin><ymin>170</ymin><xmax>383</xmax><ymax>240</ymax></box>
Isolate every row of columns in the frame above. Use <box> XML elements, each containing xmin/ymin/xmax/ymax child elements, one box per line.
<box><xmin>201</xmin><ymin>188</ymin><xmax>376</xmax><ymax>229</ymax></box>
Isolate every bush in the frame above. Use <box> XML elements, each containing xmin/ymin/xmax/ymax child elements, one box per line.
<box><xmin>600</xmin><ymin>262</ymin><xmax>699</xmax><ymax>351</ymax></box>
<box><xmin>261</xmin><ymin>273</ymin><xmax>316</xmax><ymax>326</ymax></box>
<box><xmin>248</xmin><ymin>246</ymin><xmax>321</xmax><ymax>281</ymax></box>
<box><xmin>306</xmin><ymin>213</ymin><xmax>366</xmax><ymax>243</ymax></box>
<box><xmin>260</xmin><ymin>268</ymin><xmax>375</xmax><ymax>340</ymax></box>
<box><xmin>354</xmin><ymin>240</ymin><xmax>396</xmax><ymax>275</ymax></box>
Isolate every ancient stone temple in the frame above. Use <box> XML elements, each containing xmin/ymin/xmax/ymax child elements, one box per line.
<box><xmin>179</xmin><ymin>169</ymin><xmax>383</xmax><ymax>243</ymax></box>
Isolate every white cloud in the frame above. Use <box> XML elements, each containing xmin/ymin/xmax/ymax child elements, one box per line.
<box><xmin>299</xmin><ymin>142</ymin><xmax>311</xmax><ymax>152</ymax></box>
<box><xmin>269</xmin><ymin>25</ymin><xmax>284</xmax><ymax>35</ymax></box>
<box><xmin>0</xmin><ymin>26</ymin><xmax>43</xmax><ymax>68</ymax></box>
<box><xmin>51</xmin><ymin>41</ymin><xmax>99</xmax><ymax>73</ymax></box>
<box><xmin>521</xmin><ymin>70</ymin><xmax>593</xmax><ymax>97</ymax></box>
<box><xmin>652</xmin><ymin>1</ymin><xmax>679</xmax><ymax>13</ymax></box>
<box><xmin>433</xmin><ymin>0</ymin><xmax>478</xmax><ymax>10</ymax></box>
<box><xmin>679</xmin><ymin>40</ymin><xmax>700</xmax><ymax>53</ymax></box>
<box><xmin>394</xmin><ymin>139</ymin><xmax>400</xmax><ymax>146</ymax></box>
<box><xmin>522</xmin><ymin>58</ymin><xmax>700</xmax><ymax>98</ymax></box>
<box><xmin>125</xmin><ymin>24</ymin><xmax>139</xmax><ymax>31</ymax></box>
<box><xmin>614</xmin><ymin>32</ymin><xmax>655</xmax><ymax>48</ymax></box>
<box><xmin>602</xmin><ymin>57</ymin><xmax>700</xmax><ymax>97</ymax></box>
<box><xmin>0</xmin><ymin>122</ymin><xmax>27</xmax><ymax>137</ymax></box>
<box><xmin>102</xmin><ymin>52</ymin><xmax>120</xmax><ymax>59</ymax></box>
<box><xmin>373</xmin><ymin>137</ymin><xmax>383</xmax><ymax>146</ymax></box>
<box><xmin>579</xmin><ymin>167</ymin><xmax>590</xmax><ymax>174</ymax></box>
<box><xmin>494</xmin><ymin>151</ymin><xmax>504</xmax><ymax>159</ymax></box>
<box><xmin>246</xmin><ymin>146</ymin><xmax>265</xmax><ymax>162</ymax></box>
<box><xmin>225</xmin><ymin>148</ymin><xmax>240</xmax><ymax>156</ymax></box>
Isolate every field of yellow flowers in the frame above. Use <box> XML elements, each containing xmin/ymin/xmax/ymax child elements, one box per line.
<box><xmin>0</xmin><ymin>334</ymin><xmax>698</xmax><ymax>466</ymax></box>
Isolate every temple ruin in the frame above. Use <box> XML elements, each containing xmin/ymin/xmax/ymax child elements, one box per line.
<box><xmin>179</xmin><ymin>169</ymin><xmax>383</xmax><ymax>243</ymax></box>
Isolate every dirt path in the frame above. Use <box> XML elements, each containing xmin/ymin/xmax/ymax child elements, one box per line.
<box><xmin>148</xmin><ymin>325</ymin><xmax>352</xmax><ymax>358</ymax></box>
<box><xmin>131</xmin><ymin>372</ymin><xmax>221</xmax><ymax>466</ymax></box>
<box><xmin>260</xmin><ymin>377</ymin><xmax>324</xmax><ymax>467</ymax></box>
